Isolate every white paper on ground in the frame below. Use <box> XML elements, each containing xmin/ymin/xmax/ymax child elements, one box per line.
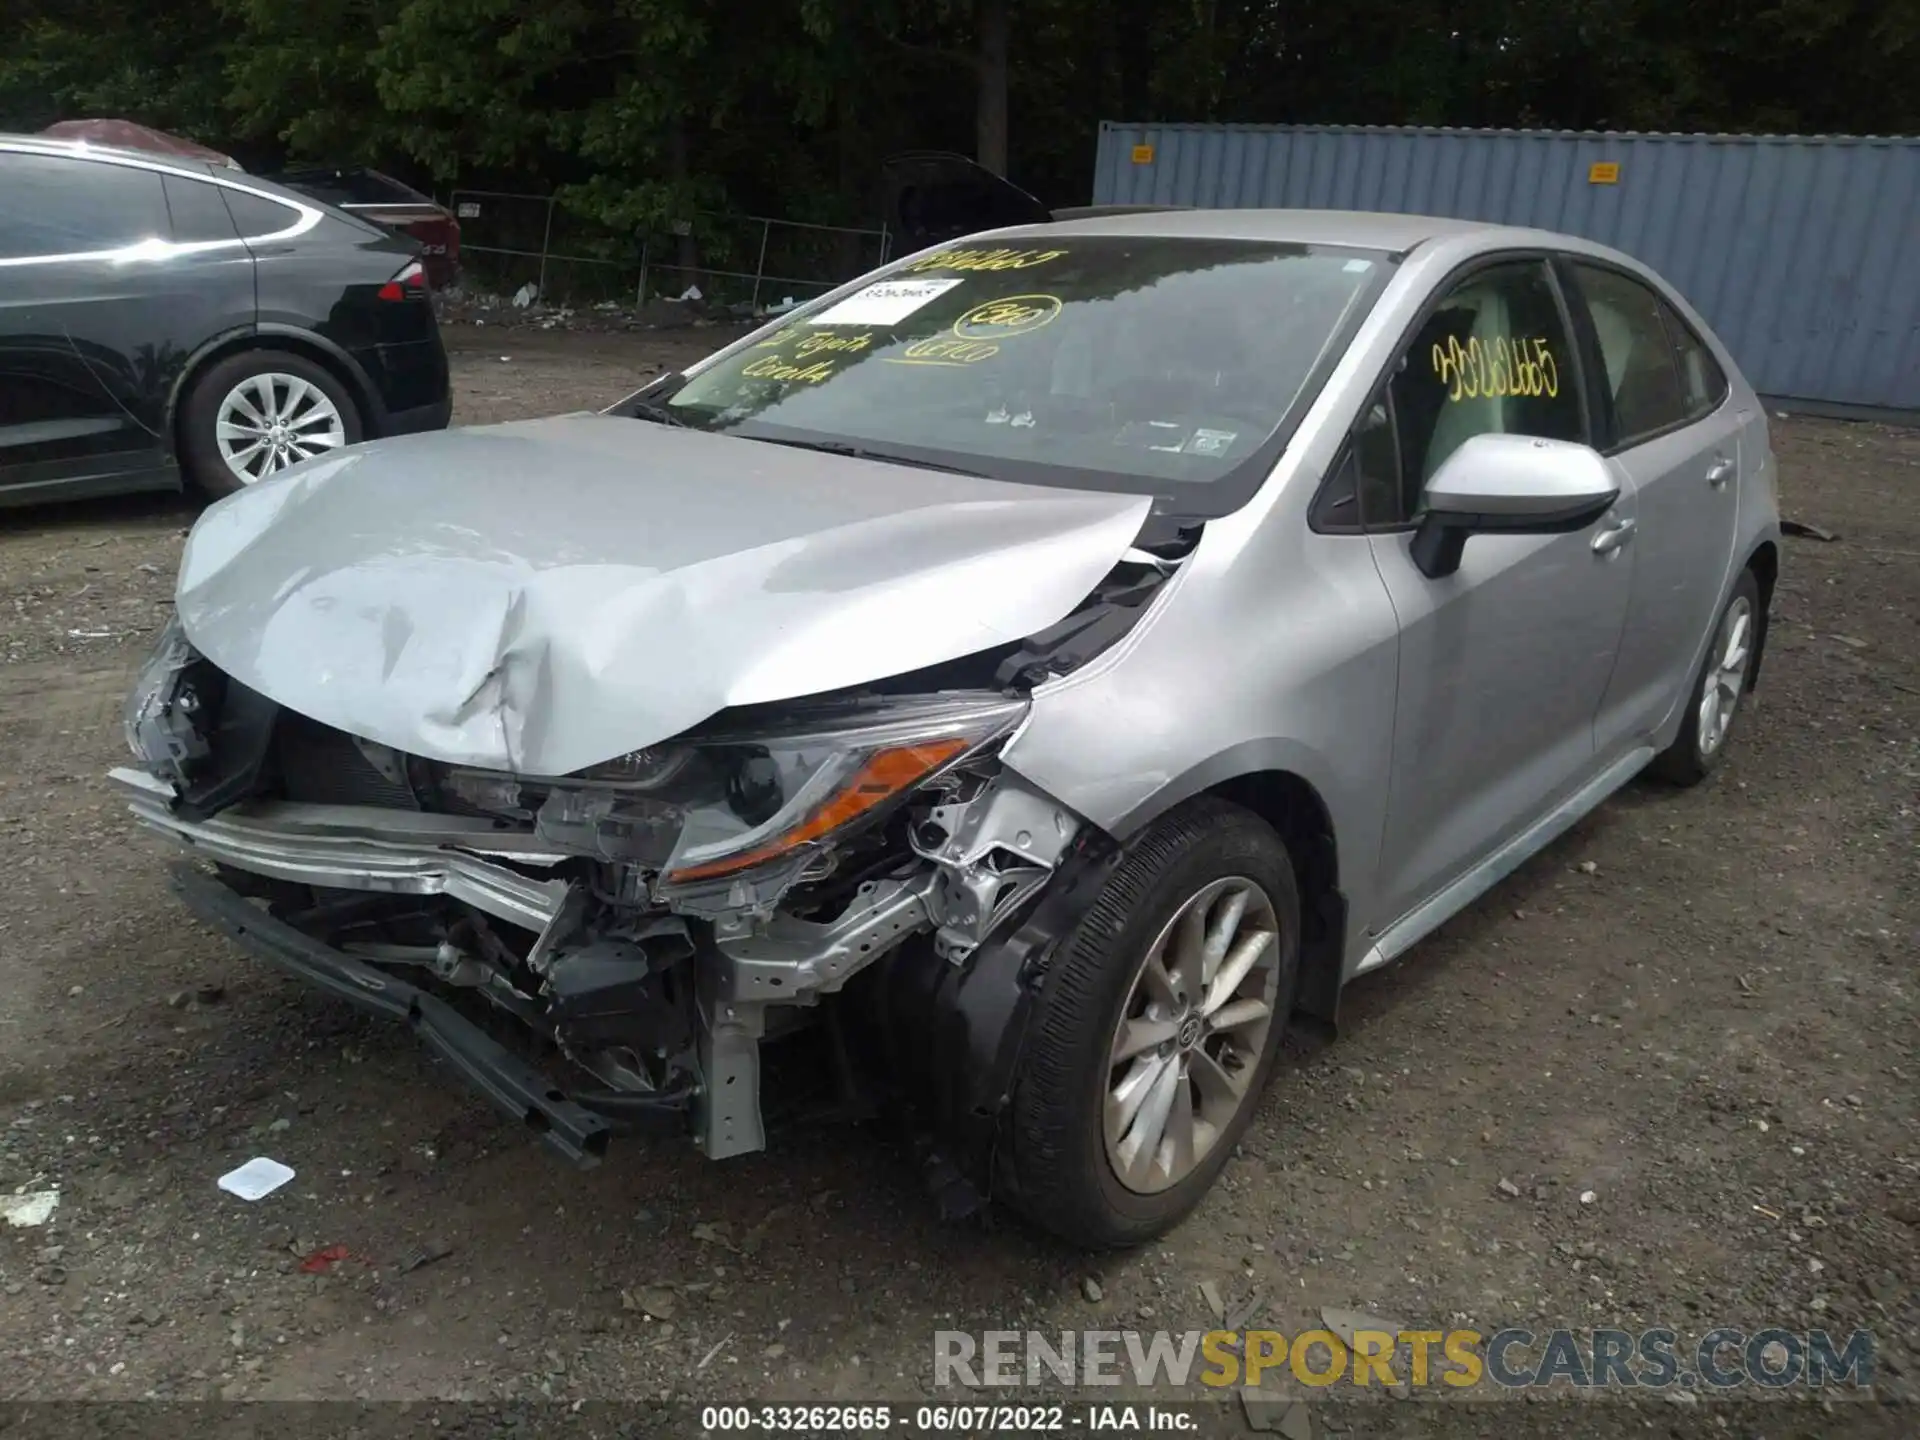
<box><xmin>809</xmin><ymin>277</ymin><xmax>962</xmax><ymax>326</ymax></box>
<box><xmin>0</xmin><ymin>1190</ymin><xmax>59</xmax><ymax>1227</ymax></box>
<box><xmin>217</xmin><ymin>1157</ymin><xmax>296</xmax><ymax>1201</ymax></box>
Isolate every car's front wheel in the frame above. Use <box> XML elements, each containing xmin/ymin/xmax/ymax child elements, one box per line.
<box><xmin>181</xmin><ymin>350</ymin><xmax>362</xmax><ymax>499</ymax></box>
<box><xmin>999</xmin><ymin>798</ymin><xmax>1300</xmax><ymax>1249</ymax></box>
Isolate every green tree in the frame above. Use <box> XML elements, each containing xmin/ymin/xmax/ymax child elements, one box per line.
<box><xmin>1</xmin><ymin>0</ymin><xmax>1914</xmax><ymax>252</ymax></box>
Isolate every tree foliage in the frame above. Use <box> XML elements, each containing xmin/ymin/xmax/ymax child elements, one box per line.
<box><xmin>2</xmin><ymin>0</ymin><xmax>1915</xmax><ymax>233</ymax></box>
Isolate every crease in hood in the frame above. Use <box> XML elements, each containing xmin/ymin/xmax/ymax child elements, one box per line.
<box><xmin>175</xmin><ymin>414</ymin><xmax>1151</xmax><ymax>775</ymax></box>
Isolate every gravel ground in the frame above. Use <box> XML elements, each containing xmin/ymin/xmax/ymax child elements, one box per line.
<box><xmin>0</xmin><ymin>324</ymin><xmax>1913</xmax><ymax>1435</ymax></box>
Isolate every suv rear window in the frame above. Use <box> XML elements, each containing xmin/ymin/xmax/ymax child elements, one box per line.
<box><xmin>220</xmin><ymin>189</ymin><xmax>304</xmax><ymax>240</ymax></box>
<box><xmin>164</xmin><ymin>174</ymin><xmax>240</xmax><ymax>244</ymax></box>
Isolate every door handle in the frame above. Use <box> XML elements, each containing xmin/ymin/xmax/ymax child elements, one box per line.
<box><xmin>1592</xmin><ymin>517</ymin><xmax>1637</xmax><ymax>555</ymax></box>
<box><xmin>1706</xmin><ymin>456</ymin><xmax>1736</xmax><ymax>488</ymax></box>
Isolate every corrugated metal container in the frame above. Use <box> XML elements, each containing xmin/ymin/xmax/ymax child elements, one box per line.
<box><xmin>1093</xmin><ymin>123</ymin><xmax>1920</xmax><ymax>416</ymax></box>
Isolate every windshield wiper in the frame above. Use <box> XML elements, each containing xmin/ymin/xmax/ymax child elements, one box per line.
<box><xmin>625</xmin><ymin>398</ymin><xmax>691</xmax><ymax>428</ymax></box>
<box><xmin>741</xmin><ymin>436</ymin><xmax>989</xmax><ymax>478</ymax></box>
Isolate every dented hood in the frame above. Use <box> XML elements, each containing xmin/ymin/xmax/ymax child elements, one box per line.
<box><xmin>174</xmin><ymin>415</ymin><xmax>1150</xmax><ymax>775</ymax></box>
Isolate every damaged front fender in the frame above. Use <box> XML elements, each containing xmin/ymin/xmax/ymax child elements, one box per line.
<box><xmin>865</xmin><ymin>824</ymin><xmax>1125</xmax><ymax>1196</ymax></box>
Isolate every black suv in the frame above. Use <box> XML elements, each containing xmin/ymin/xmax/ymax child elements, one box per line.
<box><xmin>0</xmin><ymin>136</ymin><xmax>451</xmax><ymax>505</ymax></box>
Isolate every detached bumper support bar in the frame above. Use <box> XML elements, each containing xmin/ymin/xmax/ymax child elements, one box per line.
<box><xmin>170</xmin><ymin>865</ymin><xmax>639</xmax><ymax>1166</ymax></box>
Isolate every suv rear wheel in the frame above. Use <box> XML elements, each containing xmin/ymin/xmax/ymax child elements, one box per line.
<box><xmin>182</xmin><ymin>350</ymin><xmax>362</xmax><ymax>498</ymax></box>
<box><xmin>999</xmin><ymin>798</ymin><xmax>1300</xmax><ymax>1249</ymax></box>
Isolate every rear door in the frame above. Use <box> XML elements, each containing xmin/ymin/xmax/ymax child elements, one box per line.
<box><xmin>1560</xmin><ymin>259</ymin><xmax>1742</xmax><ymax>758</ymax></box>
<box><xmin>1361</xmin><ymin>257</ymin><xmax>1637</xmax><ymax>928</ymax></box>
<box><xmin>159</xmin><ymin>168</ymin><xmax>257</xmax><ymax>323</ymax></box>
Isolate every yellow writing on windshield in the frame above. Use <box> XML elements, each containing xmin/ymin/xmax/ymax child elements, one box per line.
<box><xmin>738</xmin><ymin>329</ymin><xmax>875</xmax><ymax>383</ymax></box>
<box><xmin>1432</xmin><ymin>335</ymin><xmax>1560</xmax><ymax>402</ymax></box>
<box><xmin>795</xmin><ymin>330</ymin><xmax>874</xmax><ymax>357</ymax></box>
<box><xmin>887</xmin><ymin>336</ymin><xmax>1001</xmax><ymax>366</ymax></box>
<box><xmin>741</xmin><ymin>353</ymin><xmax>837</xmax><ymax>384</ymax></box>
<box><xmin>953</xmin><ymin>294</ymin><xmax>1062</xmax><ymax>340</ymax></box>
<box><xmin>899</xmin><ymin>247</ymin><xmax>1069</xmax><ymax>274</ymax></box>
<box><xmin>753</xmin><ymin>329</ymin><xmax>873</xmax><ymax>354</ymax></box>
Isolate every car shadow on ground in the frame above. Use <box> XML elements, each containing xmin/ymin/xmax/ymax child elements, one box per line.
<box><xmin>1327</xmin><ymin>780</ymin><xmax>1656</xmax><ymax>1036</ymax></box>
<box><xmin>5</xmin><ymin>488</ymin><xmax>197</xmax><ymax>536</ymax></box>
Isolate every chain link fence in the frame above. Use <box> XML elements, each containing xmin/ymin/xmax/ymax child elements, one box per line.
<box><xmin>446</xmin><ymin>189</ymin><xmax>892</xmax><ymax>312</ymax></box>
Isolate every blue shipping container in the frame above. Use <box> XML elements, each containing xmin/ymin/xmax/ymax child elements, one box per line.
<box><xmin>1093</xmin><ymin>123</ymin><xmax>1920</xmax><ymax>417</ymax></box>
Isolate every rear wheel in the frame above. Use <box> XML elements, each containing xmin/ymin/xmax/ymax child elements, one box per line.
<box><xmin>181</xmin><ymin>350</ymin><xmax>361</xmax><ymax>498</ymax></box>
<box><xmin>999</xmin><ymin>798</ymin><xmax>1300</xmax><ymax>1249</ymax></box>
<box><xmin>1650</xmin><ymin>568</ymin><xmax>1761</xmax><ymax>786</ymax></box>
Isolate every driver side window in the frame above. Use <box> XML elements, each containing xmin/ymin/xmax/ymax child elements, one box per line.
<box><xmin>1360</xmin><ymin>260</ymin><xmax>1585</xmax><ymax>527</ymax></box>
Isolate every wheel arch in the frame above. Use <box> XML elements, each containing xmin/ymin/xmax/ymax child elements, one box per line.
<box><xmin>1201</xmin><ymin>770</ymin><xmax>1346</xmax><ymax>1034</ymax></box>
<box><xmin>862</xmin><ymin>758</ymin><xmax>1353</xmax><ymax>1211</ymax></box>
<box><xmin>1111</xmin><ymin>755</ymin><xmax>1350</xmax><ymax>1036</ymax></box>
<box><xmin>1744</xmin><ymin>539</ymin><xmax>1779</xmax><ymax>691</ymax></box>
<box><xmin>167</xmin><ymin>328</ymin><xmax>379</xmax><ymax>458</ymax></box>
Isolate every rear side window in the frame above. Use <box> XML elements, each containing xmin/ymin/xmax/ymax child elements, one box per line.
<box><xmin>1663</xmin><ymin>309</ymin><xmax>1729</xmax><ymax>420</ymax></box>
<box><xmin>1569</xmin><ymin>262</ymin><xmax>1719</xmax><ymax>445</ymax></box>
<box><xmin>163</xmin><ymin>174</ymin><xmax>239</xmax><ymax>244</ymax></box>
<box><xmin>0</xmin><ymin>153</ymin><xmax>169</xmax><ymax>260</ymax></box>
<box><xmin>220</xmin><ymin>189</ymin><xmax>303</xmax><ymax>240</ymax></box>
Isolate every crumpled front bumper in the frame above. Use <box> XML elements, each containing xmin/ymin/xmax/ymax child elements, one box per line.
<box><xmin>166</xmin><ymin>864</ymin><xmax>692</xmax><ymax>1165</ymax></box>
<box><xmin>113</xmin><ymin>758</ymin><xmax>1092</xmax><ymax>1172</ymax></box>
<box><xmin>115</xmin><ymin>764</ymin><xmax>696</xmax><ymax>1161</ymax></box>
<box><xmin>108</xmin><ymin>766</ymin><xmax>569</xmax><ymax>933</ymax></box>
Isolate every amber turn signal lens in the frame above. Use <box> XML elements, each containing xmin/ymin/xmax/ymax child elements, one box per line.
<box><xmin>663</xmin><ymin>738</ymin><xmax>969</xmax><ymax>883</ymax></box>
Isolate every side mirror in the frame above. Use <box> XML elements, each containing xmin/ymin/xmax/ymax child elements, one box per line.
<box><xmin>1410</xmin><ymin>432</ymin><xmax>1620</xmax><ymax>579</ymax></box>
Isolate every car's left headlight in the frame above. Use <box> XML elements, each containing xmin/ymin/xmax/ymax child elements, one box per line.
<box><xmin>122</xmin><ymin>614</ymin><xmax>220</xmax><ymax>784</ymax></box>
<box><xmin>442</xmin><ymin>692</ymin><xmax>1027</xmax><ymax>897</ymax></box>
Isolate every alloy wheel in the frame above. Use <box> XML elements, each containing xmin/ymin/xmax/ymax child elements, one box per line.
<box><xmin>215</xmin><ymin>372</ymin><xmax>346</xmax><ymax>484</ymax></box>
<box><xmin>1697</xmin><ymin>595</ymin><xmax>1753</xmax><ymax>757</ymax></box>
<box><xmin>1104</xmin><ymin>876</ymin><xmax>1281</xmax><ymax>1195</ymax></box>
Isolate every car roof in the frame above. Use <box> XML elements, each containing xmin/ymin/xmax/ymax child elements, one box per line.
<box><xmin>0</xmin><ymin>133</ymin><xmax>350</xmax><ymax>214</ymax></box>
<box><xmin>1</xmin><ymin>132</ymin><xmax>221</xmax><ymax>173</ymax></box>
<box><xmin>989</xmin><ymin>206</ymin><xmax>1561</xmax><ymax>255</ymax></box>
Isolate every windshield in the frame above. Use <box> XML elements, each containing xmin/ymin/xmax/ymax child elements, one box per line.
<box><xmin>640</xmin><ymin>235</ymin><xmax>1391</xmax><ymax>514</ymax></box>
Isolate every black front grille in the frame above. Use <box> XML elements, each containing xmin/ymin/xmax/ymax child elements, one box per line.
<box><xmin>273</xmin><ymin>713</ymin><xmax>421</xmax><ymax>810</ymax></box>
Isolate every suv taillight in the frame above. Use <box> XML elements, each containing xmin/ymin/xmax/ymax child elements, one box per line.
<box><xmin>377</xmin><ymin>260</ymin><xmax>428</xmax><ymax>301</ymax></box>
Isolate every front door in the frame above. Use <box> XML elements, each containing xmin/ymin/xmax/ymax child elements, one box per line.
<box><xmin>0</xmin><ymin>151</ymin><xmax>177</xmax><ymax>499</ymax></box>
<box><xmin>1361</xmin><ymin>257</ymin><xmax>1636</xmax><ymax>928</ymax></box>
<box><xmin>1563</xmin><ymin>260</ymin><xmax>1743</xmax><ymax>759</ymax></box>
<box><xmin>0</xmin><ymin>150</ymin><xmax>253</xmax><ymax>503</ymax></box>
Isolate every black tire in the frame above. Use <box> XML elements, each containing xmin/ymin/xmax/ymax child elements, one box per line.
<box><xmin>180</xmin><ymin>350</ymin><xmax>363</xmax><ymax>500</ymax></box>
<box><xmin>998</xmin><ymin>797</ymin><xmax>1300</xmax><ymax>1249</ymax></box>
<box><xmin>1649</xmin><ymin>568</ymin><xmax>1763</xmax><ymax>787</ymax></box>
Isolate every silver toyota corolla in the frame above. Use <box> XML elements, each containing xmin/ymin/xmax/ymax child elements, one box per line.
<box><xmin>114</xmin><ymin>210</ymin><xmax>1779</xmax><ymax>1248</ymax></box>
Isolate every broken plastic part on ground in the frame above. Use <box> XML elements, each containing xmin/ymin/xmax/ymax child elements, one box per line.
<box><xmin>0</xmin><ymin>1191</ymin><xmax>59</xmax><ymax>1228</ymax></box>
<box><xmin>217</xmin><ymin>1157</ymin><xmax>295</xmax><ymax>1201</ymax></box>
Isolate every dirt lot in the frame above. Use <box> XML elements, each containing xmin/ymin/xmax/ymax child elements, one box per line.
<box><xmin>0</xmin><ymin>323</ymin><xmax>1913</xmax><ymax>1433</ymax></box>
